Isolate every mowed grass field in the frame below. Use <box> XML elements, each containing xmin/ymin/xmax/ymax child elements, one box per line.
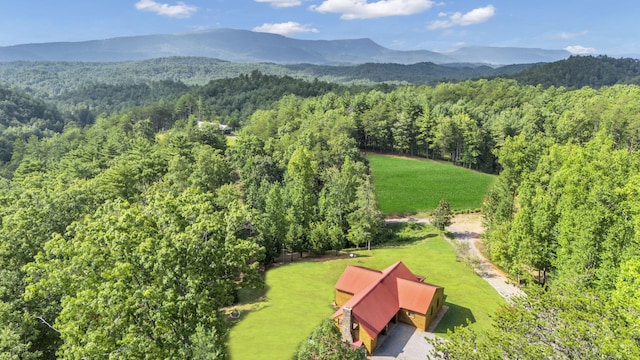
<box><xmin>367</xmin><ymin>154</ymin><xmax>497</xmax><ymax>214</ymax></box>
<box><xmin>228</xmin><ymin>225</ymin><xmax>505</xmax><ymax>360</ymax></box>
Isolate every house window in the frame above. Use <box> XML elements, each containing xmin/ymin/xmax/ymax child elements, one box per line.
<box><xmin>408</xmin><ymin>311</ymin><xmax>415</xmax><ymax>318</ymax></box>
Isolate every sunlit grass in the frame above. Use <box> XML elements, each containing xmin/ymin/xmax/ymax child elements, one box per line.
<box><xmin>367</xmin><ymin>154</ymin><xmax>497</xmax><ymax>215</ymax></box>
<box><xmin>228</xmin><ymin>224</ymin><xmax>505</xmax><ymax>360</ymax></box>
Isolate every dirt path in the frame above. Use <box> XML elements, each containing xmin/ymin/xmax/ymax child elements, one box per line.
<box><xmin>372</xmin><ymin>214</ymin><xmax>522</xmax><ymax>359</ymax></box>
<box><xmin>445</xmin><ymin>213</ymin><xmax>524</xmax><ymax>300</ymax></box>
<box><xmin>386</xmin><ymin>214</ymin><xmax>524</xmax><ymax>300</ymax></box>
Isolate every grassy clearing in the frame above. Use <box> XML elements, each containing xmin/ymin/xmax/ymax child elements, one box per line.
<box><xmin>367</xmin><ymin>154</ymin><xmax>497</xmax><ymax>215</ymax></box>
<box><xmin>228</xmin><ymin>223</ymin><xmax>505</xmax><ymax>360</ymax></box>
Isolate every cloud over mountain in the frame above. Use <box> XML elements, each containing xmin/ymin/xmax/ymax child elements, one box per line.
<box><xmin>310</xmin><ymin>0</ymin><xmax>434</xmax><ymax>20</ymax></box>
<box><xmin>429</xmin><ymin>5</ymin><xmax>495</xmax><ymax>29</ymax></box>
<box><xmin>253</xmin><ymin>22</ymin><xmax>319</xmax><ymax>36</ymax></box>
<box><xmin>565</xmin><ymin>45</ymin><xmax>596</xmax><ymax>55</ymax></box>
<box><xmin>134</xmin><ymin>0</ymin><xmax>197</xmax><ymax>18</ymax></box>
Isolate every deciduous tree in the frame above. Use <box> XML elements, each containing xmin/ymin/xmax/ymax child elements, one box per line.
<box><xmin>432</xmin><ymin>199</ymin><xmax>452</xmax><ymax>231</ymax></box>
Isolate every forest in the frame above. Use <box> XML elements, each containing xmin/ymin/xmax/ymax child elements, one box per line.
<box><xmin>1</xmin><ymin>55</ymin><xmax>640</xmax><ymax>358</ymax></box>
<box><xmin>0</xmin><ymin>57</ymin><xmax>525</xmax><ymax>100</ymax></box>
<box><xmin>507</xmin><ymin>55</ymin><xmax>640</xmax><ymax>88</ymax></box>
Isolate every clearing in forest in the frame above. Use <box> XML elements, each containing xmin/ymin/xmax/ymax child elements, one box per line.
<box><xmin>227</xmin><ymin>224</ymin><xmax>505</xmax><ymax>360</ymax></box>
<box><xmin>367</xmin><ymin>154</ymin><xmax>496</xmax><ymax>215</ymax></box>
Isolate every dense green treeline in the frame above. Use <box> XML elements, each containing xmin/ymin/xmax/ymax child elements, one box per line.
<box><xmin>283</xmin><ymin>61</ymin><xmax>529</xmax><ymax>84</ymax></box>
<box><xmin>4</xmin><ymin>55</ymin><xmax>640</xmax><ymax>104</ymax></box>
<box><xmin>0</xmin><ymin>74</ymin><xmax>360</xmax><ymax>176</ymax></box>
<box><xmin>0</xmin><ymin>87</ymin><xmax>387</xmax><ymax>357</ymax></box>
<box><xmin>191</xmin><ymin>71</ymin><xmax>353</xmax><ymax>128</ymax></box>
<box><xmin>0</xmin><ymin>86</ymin><xmax>66</xmax><ymax>164</ymax></box>
<box><xmin>348</xmin><ymin>79</ymin><xmax>557</xmax><ymax>172</ymax></box>
<box><xmin>0</xmin><ymin>58</ymin><xmax>295</xmax><ymax>98</ymax></box>
<box><xmin>479</xmin><ymin>85</ymin><xmax>640</xmax><ymax>287</ymax></box>
<box><xmin>53</xmin><ymin>71</ymin><xmax>355</xmax><ymax>128</ymax></box>
<box><xmin>347</xmin><ymin>80</ymin><xmax>640</xmax><ymax>174</ymax></box>
<box><xmin>3</xmin><ymin>69</ymin><xmax>640</xmax><ymax>357</ymax></box>
<box><xmin>55</xmin><ymin>80</ymin><xmax>190</xmax><ymax>116</ymax></box>
<box><xmin>430</xmin><ymin>86</ymin><xmax>640</xmax><ymax>358</ymax></box>
<box><xmin>0</xmin><ymin>57</ymin><xmax>524</xmax><ymax>100</ymax></box>
<box><xmin>429</xmin><ymin>278</ymin><xmax>640</xmax><ymax>359</ymax></box>
<box><xmin>5</xmin><ymin>55</ymin><xmax>640</xmax><ymax>172</ymax></box>
<box><xmin>508</xmin><ymin>55</ymin><xmax>640</xmax><ymax>88</ymax></box>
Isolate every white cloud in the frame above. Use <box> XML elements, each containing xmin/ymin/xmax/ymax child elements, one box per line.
<box><xmin>558</xmin><ymin>30</ymin><xmax>588</xmax><ymax>40</ymax></box>
<box><xmin>310</xmin><ymin>0</ymin><xmax>434</xmax><ymax>20</ymax></box>
<box><xmin>390</xmin><ymin>39</ymin><xmax>408</xmax><ymax>48</ymax></box>
<box><xmin>428</xmin><ymin>5</ymin><xmax>495</xmax><ymax>30</ymax></box>
<box><xmin>135</xmin><ymin>0</ymin><xmax>197</xmax><ymax>18</ymax></box>
<box><xmin>255</xmin><ymin>0</ymin><xmax>302</xmax><ymax>8</ymax></box>
<box><xmin>565</xmin><ymin>45</ymin><xmax>596</xmax><ymax>55</ymax></box>
<box><xmin>253</xmin><ymin>22</ymin><xmax>319</xmax><ymax>36</ymax></box>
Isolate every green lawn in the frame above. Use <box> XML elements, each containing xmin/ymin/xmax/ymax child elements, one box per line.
<box><xmin>367</xmin><ymin>154</ymin><xmax>497</xmax><ymax>215</ymax></box>
<box><xmin>228</xmin><ymin>224</ymin><xmax>505</xmax><ymax>360</ymax></box>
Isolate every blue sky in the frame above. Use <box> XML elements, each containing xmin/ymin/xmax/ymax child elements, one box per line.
<box><xmin>0</xmin><ymin>0</ymin><xmax>637</xmax><ymax>55</ymax></box>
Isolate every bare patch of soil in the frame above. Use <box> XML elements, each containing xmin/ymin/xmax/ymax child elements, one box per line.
<box><xmin>446</xmin><ymin>214</ymin><xmax>524</xmax><ymax>300</ymax></box>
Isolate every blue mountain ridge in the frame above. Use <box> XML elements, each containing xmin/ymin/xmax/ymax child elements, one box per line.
<box><xmin>0</xmin><ymin>28</ymin><xmax>572</xmax><ymax>65</ymax></box>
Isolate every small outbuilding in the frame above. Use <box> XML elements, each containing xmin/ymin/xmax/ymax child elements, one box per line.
<box><xmin>332</xmin><ymin>261</ymin><xmax>444</xmax><ymax>355</ymax></box>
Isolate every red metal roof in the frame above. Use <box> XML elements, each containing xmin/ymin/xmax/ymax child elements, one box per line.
<box><xmin>397</xmin><ymin>278</ymin><xmax>442</xmax><ymax>314</ymax></box>
<box><xmin>333</xmin><ymin>261</ymin><xmax>442</xmax><ymax>339</ymax></box>
<box><xmin>346</xmin><ymin>278</ymin><xmax>398</xmax><ymax>338</ymax></box>
<box><xmin>334</xmin><ymin>266</ymin><xmax>382</xmax><ymax>295</ymax></box>
<box><xmin>381</xmin><ymin>261</ymin><xmax>418</xmax><ymax>279</ymax></box>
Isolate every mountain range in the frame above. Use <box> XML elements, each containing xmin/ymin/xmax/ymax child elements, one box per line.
<box><xmin>0</xmin><ymin>28</ymin><xmax>572</xmax><ymax>65</ymax></box>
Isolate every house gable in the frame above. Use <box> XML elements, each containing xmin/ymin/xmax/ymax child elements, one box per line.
<box><xmin>397</xmin><ymin>278</ymin><xmax>442</xmax><ymax>314</ymax></box>
<box><xmin>334</xmin><ymin>266</ymin><xmax>382</xmax><ymax>295</ymax></box>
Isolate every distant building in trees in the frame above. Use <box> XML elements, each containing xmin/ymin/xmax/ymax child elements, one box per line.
<box><xmin>197</xmin><ymin>121</ymin><xmax>232</xmax><ymax>134</ymax></box>
<box><xmin>218</xmin><ymin>124</ymin><xmax>232</xmax><ymax>134</ymax></box>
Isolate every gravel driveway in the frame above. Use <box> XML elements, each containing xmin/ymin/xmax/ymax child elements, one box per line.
<box><xmin>371</xmin><ymin>323</ymin><xmax>435</xmax><ymax>360</ymax></box>
<box><xmin>371</xmin><ymin>305</ymin><xmax>448</xmax><ymax>360</ymax></box>
<box><xmin>445</xmin><ymin>214</ymin><xmax>524</xmax><ymax>300</ymax></box>
<box><xmin>386</xmin><ymin>213</ymin><xmax>524</xmax><ymax>301</ymax></box>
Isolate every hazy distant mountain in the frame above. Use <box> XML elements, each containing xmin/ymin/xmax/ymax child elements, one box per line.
<box><xmin>445</xmin><ymin>46</ymin><xmax>571</xmax><ymax>64</ymax></box>
<box><xmin>0</xmin><ymin>28</ymin><xmax>571</xmax><ymax>65</ymax></box>
<box><xmin>619</xmin><ymin>53</ymin><xmax>640</xmax><ymax>60</ymax></box>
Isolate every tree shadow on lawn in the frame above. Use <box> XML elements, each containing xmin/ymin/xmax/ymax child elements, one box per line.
<box><xmin>383</xmin><ymin>232</ymin><xmax>437</xmax><ymax>247</ymax></box>
<box><xmin>433</xmin><ymin>302</ymin><xmax>476</xmax><ymax>334</ymax></box>
<box><xmin>447</xmin><ymin>230</ymin><xmax>480</xmax><ymax>241</ymax></box>
<box><xmin>271</xmin><ymin>251</ymin><xmax>373</xmax><ymax>266</ymax></box>
<box><xmin>385</xmin><ymin>222</ymin><xmax>438</xmax><ymax>243</ymax></box>
<box><xmin>225</xmin><ymin>284</ymin><xmax>271</xmax><ymax>328</ymax></box>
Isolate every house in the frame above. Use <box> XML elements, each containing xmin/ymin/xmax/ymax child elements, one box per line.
<box><xmin>332</xmin><ymin>261</ymin><xmax>444</xmax><ymax>355</ymax></box>
<box><xmin>218</xmin><ymin>124</ymin><xmax>232</xmax><ymax>134</ymax></box>
<box><xmin>196</xmin><ymin>121</ymin><xmax>232</xmax><ymax>134</ymax></box>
